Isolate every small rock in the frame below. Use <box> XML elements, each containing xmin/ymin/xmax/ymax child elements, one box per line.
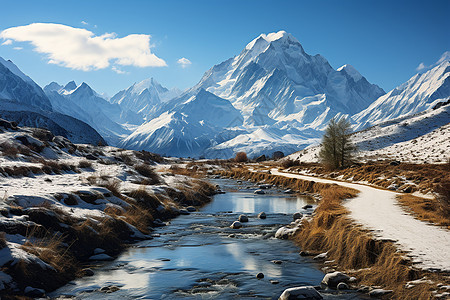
<box><xmin>337</xmin><ymin>282</ymin><xmax>349</xmax><ymax>290</ymax></box>
<box><xmin>179</xmin><ymin>209</ymin><xmax>190</xmax><ymax>215</ymax></box>
<box><xmin>284</xmin><ymin>189</ymin><xmax>294</xmax><ymax>194</ymax></box>
<box><xmin>230</xmin><ymin>221</ymin><xmax>242</xmax><ymax>229</ymax></box>
<box><xmin>321</xmin><ymin>271</ymin><xmax>350</xmax><ymax>288</ymax></box>
<box><xmin>228</xmin><ymin>234</ymin><xmax>236</xmax><ymax>238</ymax></box>
<box><xmin>348</xmin><ymin>276</ymin><xmax>357</xmax><ymax>283</ymax></box>
<box><xmin>93</xmin><ymin>248</ymin><xmax>105</xmax><ymax>254</ymax></box>
<box><xmin>254</xmin><ymin>189</ymin><xmax>265</xmax><ymax>195</ymax></box>
<box><xmin>275</xmin><ymin>226</ymin><xmax>296</xmax><ymax>239</ymax></box>
<box><xmin>257</xmin><ymin>212</ymin><xmax>267</xmax><ymax>219</ymax></box>
<box><xmin>24</xmin><ymin>286</ymin><xmax>45</xmax><ymax>297</ymax></box>
<box><xmin>186</xmin><ymin>206</ymin><xmax>196</xmax><ymax>212</ymax></box>
<box><xmin>89</xmin><ymin>253</ymin><xmax>113</xmax><ymax>261</ymax></box>
<box><xmin>279</xmin><ymin>286</ymin><xmax>323</xmax><ymax>300</ymax></box>
<box><xmin>83</xmin><ymin>268</ymin><xmax>94</xmax><ymax>276</ymax></box>
<box><xmin>270</xmin><ymin>280</ymin><xmax>280</xmax><ymax>284</ymax></box>
<box><xmin>368</xmin><ymin>289</ymin><xmax>393</xmax><ymax>297</ymax></box>
<box><xmin>299</xmin><ymin>251</ymin><xmax>312</xmax><ymax>256</ymax></box>
<box><xmin>256</xmin><ymin>272</ymin><xmax>264</xmax><ymax>279</ymax></box>
<box><xmin>259</xmin><ymin>184</ymin><xmax>272</xmax><ymax>189</ymax></box>
<box><xmin>293</xmin><ymin>212</ymin><xmax>303</xmax><ymax>221</ymax></box>
<box><xmin>272</xmin><ymin>260</ymin><xmax>282</xmax><ymax>264</ymax></box>
<box><xmin>85</xmin><ymin>154</ymin><xmax>98</xmax><ymax>160</ymax></box>
<box><xmin>216</xmin><ymin>189</ymin><xmax>226</xmax><ymax>194</ymax></box>
<box><xmin>238</xmin><ymin>214</ymin><xmax>249</xmax><ymax>222</ymax></box>
<box><xmin>302</xmin><ymin>204</ymin><xmax>313</xmax><ymax>209</ymax></box>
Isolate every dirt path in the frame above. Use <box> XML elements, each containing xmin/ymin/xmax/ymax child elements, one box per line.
<box><xmin>270</xmin><ymin>169</ymin><xmax>450</xmax><ymax>272</ymax></box>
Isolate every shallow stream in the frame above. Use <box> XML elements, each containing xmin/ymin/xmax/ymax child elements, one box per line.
<box><xmin>52</xmin><ymin>178</ymin><xmax>363</xmax><ymax>299</ymax></box>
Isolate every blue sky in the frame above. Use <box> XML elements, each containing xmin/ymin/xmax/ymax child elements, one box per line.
<box><xmin>0</xmin><ymin>0</ymin><xmax>448</xmax><ymax>96</ymax></box>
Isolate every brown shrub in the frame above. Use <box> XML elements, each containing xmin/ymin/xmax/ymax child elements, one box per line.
<box><xmin>78</xmin><ymin>160</ymin><xmax>93</xmax><ymax>169</ymax></box>
<box><xmin>134</xmin><ymin>164</ymin><xmax>161</xmax><ymax>185</ymax></box>
<box><xmin>0</xmin><ymin>142</ymin><xmax>19</xmax><ymax>157</ymax></box>
<box><xmin>234</xmin><ymin>152</ymin><xmax>248</xmax><ymax>163</ymax></box>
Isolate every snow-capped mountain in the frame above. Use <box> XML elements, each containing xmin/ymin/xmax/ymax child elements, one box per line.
<box><xmin>0</xmin><ymin>57</ymin><xmax>52</xmax><ymax>111</ymax></box>
<box><xmin>124</xmin><ymin>31</ymin><xmax>384</xmax><ymax>158</ymax></box>
<box><xmin>44</xmin><ymin>81</ymin><xmax>142</xmax><ymax>145</ymax></box>
<box><xmin>0</xmin><ymin>57</ymin><xmax>105</xmax><ymax>144</ymax></box>
<box><xmin>119</xmin><ymin>89</ymin><xmax>244</xmax><ymax>157</ymax></box>
<box><xmin>353</xmin><ymin>60</ymin><xmax>450</xmax><ymax>130</ymax></box>
<box><xmin>110</xmin><ymin>78</ymin><xmax>181</xmax><ymax>116</ymax></box>
<box><xmin>191</xmin><ymin>31</ymin><xmax>385</xmax><ymax>128</ymax></box>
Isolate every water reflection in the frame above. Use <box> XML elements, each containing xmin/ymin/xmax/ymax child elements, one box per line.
<box><xmin>51</xmin><ymin>179</ymin><xmax>361</xmax><ymax>299</ymax></box>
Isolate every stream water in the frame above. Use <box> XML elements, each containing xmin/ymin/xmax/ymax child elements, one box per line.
<box><xmin>52</xmin><ymin>178</ymin><xmax>363</xmax><ymax>299</ymax></box>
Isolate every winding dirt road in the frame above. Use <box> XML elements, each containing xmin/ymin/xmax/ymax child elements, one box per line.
<box><xmin>270</xmin><ymin>169</ymin><xmax>450</xmax><ymax>272</ymax></box>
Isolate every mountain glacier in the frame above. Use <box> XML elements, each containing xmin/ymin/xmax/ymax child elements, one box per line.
<box><xmin>122</xmin><ymin>31</ymin><xmax>386</xmax><ymax>158</ymax></box>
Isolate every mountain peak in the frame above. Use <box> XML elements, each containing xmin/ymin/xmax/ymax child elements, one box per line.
<box><xmin>63</xmin><ymin>81</ymin><xmax>77</xmax><ymax>92</ymax></box>
<box><xmin>73</xmin><ymin>82</ymin><xmax>94</xmax><ymax>96</ymax></box>
<box><xmin>245</xmin><ymin>30</ymin><xmax>300</xmax><ymax>51</ymax></box>
<box><xmin>337</xmin><ymin>64</ymin><xmax>363</xmax><ymax>82</ymax></box>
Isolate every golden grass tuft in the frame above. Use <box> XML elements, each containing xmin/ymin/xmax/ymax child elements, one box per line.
<box><xmin>397</xmin><ymin>194</ymin><xmax>450</xmax><ymax>229</ymax></box>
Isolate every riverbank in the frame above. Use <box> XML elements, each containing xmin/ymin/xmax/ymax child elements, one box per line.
<box><xmin>218</xmin><ymin>166</ymin><xmax>450</xmax><ymax>299</ymax></box>
<box><xmin>0</xmin><ymin>122</ymin><xmax>216</xmax><ymax>298</ymax></box>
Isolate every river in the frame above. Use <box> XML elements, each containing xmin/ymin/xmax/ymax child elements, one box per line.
<box><xmin>52</xmin><ymin>178</ymin><xmax>363</xmax><ymax>299</ymax></box>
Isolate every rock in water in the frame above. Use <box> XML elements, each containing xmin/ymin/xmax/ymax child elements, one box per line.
<box><xmin>258</xmin><ymin>212</ymin><xmax>267</xmax><ymax>219</ymax></box>
<box><xmin>321</xmin><ymin>271</ymin><xmax>350</xmax><ymax>288</ymax></box>
<box><xmin>254</xmin><ymin>189</ymin><xmax>265</xmax><ymax>194</ymax></box>
<box><xmin>279</xmin><ymin>286</ymin><xmax>323</xmax><ymax>300</ymax></box>
<box><xmin>230</xmin><ymin>221</ymin><xmax>242</xmax><ymax>229</ymax></box>
<box><xmin>256</xmin><ymin>272</ymin><xmax>264</xmax><ymax>279</ymax></box>
<box><xmin>238</xmin><ymin>214</ymin><xmax>249</xmax><ymax>222</ymax></box>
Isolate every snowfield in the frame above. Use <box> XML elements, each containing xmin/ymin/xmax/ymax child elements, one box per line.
<box><xmin>270</xmin><ymin>169</ymin><xmax>450</xmax><ymax>272</ymax></box>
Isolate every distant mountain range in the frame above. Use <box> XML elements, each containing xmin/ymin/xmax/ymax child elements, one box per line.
<box><xmin>0</xmin><ymin>31</ymin><xmax>448</xmax><ymax>159</ymax></box>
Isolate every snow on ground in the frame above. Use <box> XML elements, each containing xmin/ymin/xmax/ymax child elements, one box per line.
<box><xmin>270</xmin><ymin>169</ymin><xmax>450</xmax><ymax>272</ymax></box>
<box><xmin>287</xmin><ymin>104</ymin><xmax>450</xmax><ymax>164</ymax></box>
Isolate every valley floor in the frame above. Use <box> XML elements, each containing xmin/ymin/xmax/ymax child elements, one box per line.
<box><xmin>270</xmin><ymin>168</ymin><xmax>450</xmax><ymax>273</ymax></box>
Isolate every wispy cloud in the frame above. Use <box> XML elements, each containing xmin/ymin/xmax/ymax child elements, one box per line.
<box><xmin>177</xmin><ymin>57</ymin><xmax>192</xmax><ymax>68</ymax></box>
<box><xmin>416</xmin><ymin>51</ymin><xmax>449</xmax><ymax>73</ymax></box>
<box><xmin>1</xmin><ymin>39</ymin><xmax>12</xmax><ymax>45</ymax></box>
<box><xmin>112</xmin><ymin>66</ymin><xmax>128</xmax><ymax>74</ymax></box>
<box><xmin>0</xmin><ymin>23</ymin><xmax>167</xmax><ymax>71</ymax></box>
<box><xmin>81</xmin><ymin>21</ymin><xmax>89</xmax><ymax>25</ymax></box>
<box><xmin>13</xmin><ymin>47</ymin><xmax>23</xmax><ymax>50</ymax></box>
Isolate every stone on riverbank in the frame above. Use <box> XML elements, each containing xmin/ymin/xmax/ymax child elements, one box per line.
<box><xmin>254</xmin><ymin>189</ymin><xmax>265</xmax><ymax>195</ymax></box>
<box><xmin>293</xmin><ymin>212</ymin><xmax>303</xmax><ymax>221</ymax></box>
<box><xmin>368</xmin><ymin>289</ymin><xmax>393</xmax><ymax>297</ymax></box>
<box><xmin>321</xmin><ymin>271</ymin><xmax>350</xmax><ymax>288</ymax></box>
<box><xmin>258</xmin><ymin>212</ymin><xmax>267</xmax><ymax>219</ymax></box>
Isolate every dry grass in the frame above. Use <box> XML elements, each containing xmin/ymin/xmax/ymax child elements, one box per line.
<box><xmin>397</xmin><ymin>194</ymin><xmax>450</xmax><ymax>229</ymax></box>
<box><xmin>78</xmin><ymin>160</ymin><xmax>93</xmax><ymax>169</ymax></box>
<box><xmin>220</xmin><ymin>167</ymin><xmax>449</xmax><ymax>299</ymax></box>
<box><xmin>0</xmin><ymin>231</ymin><xmax>6</xmax><ymax>249</ymax></box>
<box><xmin>134</xmin><ymin>163</ymin><xmax>162</xmax><ymax>185</ymax></box>
<box><xmin>0</xmin><ymin>142</ymin><xmax>19</xmax><ymax>157</ymax></box>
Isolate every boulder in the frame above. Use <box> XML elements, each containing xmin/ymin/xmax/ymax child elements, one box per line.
<box><xmin>321</xmin><ymin>271</ymin><xmax>350</xmax><ymax>288</ymax></box>
<box><xmin>302</xmin><ymin>204</ymin><xmax>313</xmax><ymax>209</ymax></box>
<box><xmin>279</xmin><ymin>286</ymin><xmax>323</xmax><ymax>300</ymax></box>
<box><xmin>256</xmin><ymin>272</ymin><xmax>264</xmax><ymax>279</ymax></box>
<box><xmin>257</xmin><ymin>212</ymin><xmax>267</xmax><ymax>219</ymax></box>
<box><xmin>238</xmin><ymin>214</ymin><xmax>249</xmax><ymax>222</ymax></box>
<box><xmin>337</xmin><ymin>282</ymin><xmax>349</xmax><ymax>290</ymax></box>
<box><xmin>293</xmin><ymin>212</ymin><xmax>303</xmax><ymax>221</ymax></box>
<box><xmin>275</xmin><ymin>226</ymin><xmax>299</xmax><ymax>239</ymax></box>
<box><xmin>230</xmin><ymin>221</ymin><xmax>242</xmax><ymax>229</ymax></box>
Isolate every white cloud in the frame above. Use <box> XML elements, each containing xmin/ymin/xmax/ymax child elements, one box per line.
<box><xmin>112</xmin><ymin>66</ymin><xmax>128</xmax><ymax>74</ymax></box>
<box><xmin>0</xmin><ymin>23</ymin><xmax>167</xmax><ymax>71</ymax></box>
<box><xmin>416</xmin><ymin>62</ymin><xmax>426</xmax><ymax>71</ymax></box>
<box><xmin>177</xmin><ymin>57</ymin><xmax>192</xmax><ymax>68</ymax></box>
<box><xmin>81</xmin><ymin>21</ymin><xmax>88</xmax><ymax>25</ymax></box>
<box><xmin>1</xmin><ymin>39</ymin><xmax>12</xmax><ymax>45</ymax></box>
<box><xmin>13</xmin><ymin>47</ymin><xmax>23</xmax><ymax>50</ymax></box>
<box><xmin>416</xmin><ymin>51</ymin><xmax>449</xmax><ymax>73</ymax></box>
